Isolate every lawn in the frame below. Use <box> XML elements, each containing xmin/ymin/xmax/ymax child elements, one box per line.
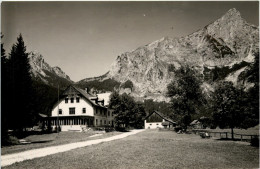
<box><xmin>1</xmin><ymin>131</ymin><xmax>121</xmax><ymax>155</ymax></box>
<box><xmin>3</xmin><ymin>129</ymin><xmax>259</xmax><ymax>169</ymax></box>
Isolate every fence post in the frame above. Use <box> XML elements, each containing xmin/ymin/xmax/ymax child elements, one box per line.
<box><xmin>241</xmin><ymin>135</ymin><xmax>243</xmax><ymax>141</ymax></box>
<box><xmin>225</xmin><ymin>132</ymin><xmax>228</xmax><ymax>139</ymax></box>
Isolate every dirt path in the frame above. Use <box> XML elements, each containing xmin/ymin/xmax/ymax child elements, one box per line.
<box><xmin>1</xmin><ymin>129</ymin><xmax>144</xmax><ymax>167</ymax></box>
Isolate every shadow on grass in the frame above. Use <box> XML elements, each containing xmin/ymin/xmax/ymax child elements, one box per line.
<box><xmin>215</xmin><ymin>138</ymin><xmax>244</xmax><ymax>141</ymax></box>
<box><xmin>30</xmin><ymin>140</ymin><xmax>53</xmax><ymax>144</ymax></box>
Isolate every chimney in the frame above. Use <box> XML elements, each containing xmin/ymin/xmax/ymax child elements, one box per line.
<box><xmin>85</xmin><ymin>88</ymin><xmax>88</xmax><ymax>93</ymax></box>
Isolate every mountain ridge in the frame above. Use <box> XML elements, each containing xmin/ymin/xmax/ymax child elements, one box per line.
<box><xmin>29</xmin><ymin>51</ymin><xmax>73</xmax><ymax>88</ymax></box>
<box><xmin>77</xmin><ymin>8</ymin><xmax>258</xmax><ymax>101</ymax></box>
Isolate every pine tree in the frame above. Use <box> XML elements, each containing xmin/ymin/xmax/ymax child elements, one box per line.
<box><xmin>9</xmin><ymin>34</ymin><xmax>35</xmax><ymax>131</ymax></box>
<box><xmin>1</xmin><ymin>33</ymin><xmax>10</xmax><ymax>138</ymax></box>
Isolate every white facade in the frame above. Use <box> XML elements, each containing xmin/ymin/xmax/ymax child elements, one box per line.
<box><xmin>51</xmin><ymin>97</ymin><xmax>94</xmax><ymax>117</ymax></box>
<box><xmin>144</xmin><ymin>119</ymin><xmax>165</xmax><ymax>129</ymax></box>
<box><xmin>97</xmin><ymin>92</ymin><xmax>111</xmax><ymax>106</ymax></box>
<box><xmin>144</xmin><ymin>111</ymin><xmax>176</xmax><ymax>129</ymax></box>
<box><xmin>49</xmin><ymin>85</ymin><xmax>114</xmax><ymax>132</ymax></box>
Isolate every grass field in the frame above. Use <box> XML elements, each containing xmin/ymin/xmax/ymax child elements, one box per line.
<box><xmin>3</xmin><ymin>129</ymin><xmax>259</xmax><ymax>169</ymax></box>
<box><xmin>1</xmin><ymin>131</ymin><xmax>121</xmax><ymax>155</ymax></box>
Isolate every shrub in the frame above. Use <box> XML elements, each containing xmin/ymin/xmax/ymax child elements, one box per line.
<box><xmin>174</xmin><ymin>126</ymin><xmax>182</xmax><ymax>132</ymax></box>
<box><xmin>115</xmin><ymin>126</ymin><xmax>128</xmax><ymax>132</ymax></box>
<box><xmin>2</xmin><ymin>135</ymin><xmax>20</xmax><ymax>146</ymax></box>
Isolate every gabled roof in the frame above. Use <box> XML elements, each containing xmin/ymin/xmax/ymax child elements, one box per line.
<box><xmin>52</xmin><ymin>85</ymin><xmax>107</xmax><ymax>109</ymax></box>
<box><xmin>145</xmin><ymin>111</ymin><xmax>176</xmax><ymax>124</ymax></box>
<box><xmin>190</xmin><ymin>120</ymin><xmax>200</xmax><ymax>125</ymax></box>
<box><xmin>70</xmin><ymin>85</ymin><xmax>107</xmax><ymax>108</ymax></box>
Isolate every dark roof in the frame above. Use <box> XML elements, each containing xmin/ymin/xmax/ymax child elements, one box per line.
<box><xmin>52</xmin><ymin>85</ymin><xmax>107</xmax><ymax>109</ymax></box>
<box><xmin>145</xmin><ymin>111</ymin><xmax>176</xmax><ymax>124</ymax></box>
<box><xmin>70</xmin><ymin>85</ymin><xmax>107</xmax><ymax>108</ymax></box>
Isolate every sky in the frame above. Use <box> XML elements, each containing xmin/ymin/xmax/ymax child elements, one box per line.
<box><xmin>1</xmin><ymin>1</ymin><xmax>259</xmax><ymax>82</ymax></box>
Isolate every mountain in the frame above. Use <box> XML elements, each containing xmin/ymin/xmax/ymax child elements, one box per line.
<box><xmin>29</xmin><ymin>51</ymin><xmax>73</xmax><ymax>88</ymax></box>
<box><xmin>77</xmin><ymin>8</ymin><xmax>259</xmax><ymax>101</ymax></box>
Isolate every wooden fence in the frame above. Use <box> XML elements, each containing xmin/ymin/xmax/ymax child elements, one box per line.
<box><xmin>192</xmin><ymin>129</ymin><xmax>259</xmax><ymax>142</ymax></box>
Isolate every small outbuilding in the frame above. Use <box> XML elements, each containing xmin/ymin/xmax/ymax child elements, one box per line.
<box><xmin>144</xmin><ymin>111</ymin><xmax>176</xmax><ymax>129</ymax></box>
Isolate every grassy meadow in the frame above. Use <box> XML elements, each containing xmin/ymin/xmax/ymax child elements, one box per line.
<box><xmin>3</xmin><ymin>129</ymin><xmax>259</xmax><ymax>169</ymax></box>
<box><xmin>1</xmin><ymin>131</ymin><xmax>121</xmax><ymax>155</ymax></box>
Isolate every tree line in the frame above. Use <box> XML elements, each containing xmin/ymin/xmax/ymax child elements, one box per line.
<box><xmin>166</xmin><ymin>56</ymin><xmax>259</xmax><ymax>139</ymax></box>
<box><xmin>107</xmin><ymin>53</ymin><xmax>258</xmax><ymax>137</ymax></box>
<box><xmin>1</xmin><ymin>34</ymin><xmax>61</xmax><ymax>144</ymax></box>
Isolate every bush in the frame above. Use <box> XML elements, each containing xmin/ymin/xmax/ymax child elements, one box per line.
<box><xmin>2</xmin><ymin>135</ymin><xmax>20</xmax><ymax>146</ymax></box>
<box><xmin>250</xmin><ymin>137</ymin><xmax>259</xmax><ymax>147</ymax></box>
<box><xmin>115</xmin><ymin>126</ymin><xmax>128</xmax><ymax>132</ymax></box>
<box><xmin>199</xmin><ymin>132</ymin><xmax>210</xmax><ymax>139</ymax></box>
<box><xmin>105</xmin><ymin>127</ymin><xmax>115</xmax><ymax>132</ymax></box>
<box><xmin>174</xmin><ymin>126</ymin><xmax>182</xmax><ymax>132</ymax></box>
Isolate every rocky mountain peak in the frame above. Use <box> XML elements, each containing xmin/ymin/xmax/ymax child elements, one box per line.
<box><xmin>28</xmin><ymin>52</ymin><xmax>72</xmax><ymax>85</ymax></box>
<box><xmin>80</xmin><ymin>8</ymin><xmax>258</xmax><ymax>102</ymax></box>
<box><xmin>223</xmin><ymin>8</ymin><xmax>241</xmax><ymax>19</ymax></box>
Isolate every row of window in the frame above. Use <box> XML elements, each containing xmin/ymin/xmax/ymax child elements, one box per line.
<box><xmin>58</xmin><ymin>107</ymin><xmax>86</xmax><ymax>115</ymax></box>
<box><xmin>95</xmin><ymin>109</ymin><xmax>113</xmax><ymax>117</ymax></box>
<box><xmin>96</xmin><ymin>119</ymin><xmax>113</xmax><ymax>126</ymax></box>
<box><xmin>65</xmin><ymin>97</ymin><xmax>80</xmax><ymax>104</ymax></box>
<box><xmin>149</xmin><ymin>123</ymin><xmax>159</xmax><ymax>125</ymax></box>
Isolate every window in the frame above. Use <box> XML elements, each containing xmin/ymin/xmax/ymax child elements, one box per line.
<box><xmin>100</xmin><ymin>120</ymin><xmax>102</xmax><ymax>125</ymax></box>
<box><xmin>71</xmin><ymin>98</ymin><xmax>74</xmax><ymax>103</ymax></box>
<box><xmin>76</xmin><ymin>97</ymin><xmax>80</xmax><ymax>103</ymax></box>
<box><xmin>104</xmin><ymin>120</ymin><xmax>106</xmax><ymax>125</ymax></box>
<box><xmin>82</xmin><ymin>108</ymin><xmax>86</xmax><ymax>113</ymax></box>
<box><xmin>108</xmin><ymin>121</ymin><xmax>110</xmax><ymax>125</ymax></box>
<box><xmin>96</xmin><ymin>119</ymin><xmax>98</xmax><ymax>125</ymax></box>
<box><xmin>69</xmin><ymin>107</ymin><xmax>75</xmax><ymax>114</ymax></box>
<box><xmin>65</xmin><ymin>98</ymin><xmax>68</xmax><ymax>103</ymax></box>
<box><xmin>108</xmin><ymin>111</ymin><xmax>110</xmax><ymax>116</ymax></box>
<box><xmin>59</xmin><ymin>109</ymin><xmax>62</xmax><ymax>115</ymax></box>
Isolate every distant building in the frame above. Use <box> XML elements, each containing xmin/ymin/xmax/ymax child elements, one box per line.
<box><xmin>48</xmin><ymin>85</ymin><xmax>114</xmax><ymax>131</ymax></box>
<box><xmin>144</xmin><ymin>111</ymin><xmax>176</xmax><ymax>129</ymax></box>
<box><xmin>190</xmin><ymin>120</ymin><xmax>202</xmax><ymax>129</ymax></box>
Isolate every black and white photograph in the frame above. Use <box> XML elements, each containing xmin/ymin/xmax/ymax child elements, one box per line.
<box><xmin>1</xmin><ymin>1</ymin><xmax>259</xmax><ymax>168</ymax></box>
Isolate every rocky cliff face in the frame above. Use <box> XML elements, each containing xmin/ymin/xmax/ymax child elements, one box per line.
<box><xmin>29</xmin><ymin>51</ymin><xmax>72</xmax><ymax>87</ymax></box>
<box><xmin>79</xmin><ymin>8</ymin><xmax>259</xmax><ymax>101</ymax></box>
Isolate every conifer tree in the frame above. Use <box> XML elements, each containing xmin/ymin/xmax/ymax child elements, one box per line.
<box><xmin>1</xmin><ymin>33</ymin><xmax>10</xmax><ymax>137</ymax></box>
<box><xmin>9</xmin><ymin>34</ymin><xmax>35</xmax><ymax>131</ymax></box>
